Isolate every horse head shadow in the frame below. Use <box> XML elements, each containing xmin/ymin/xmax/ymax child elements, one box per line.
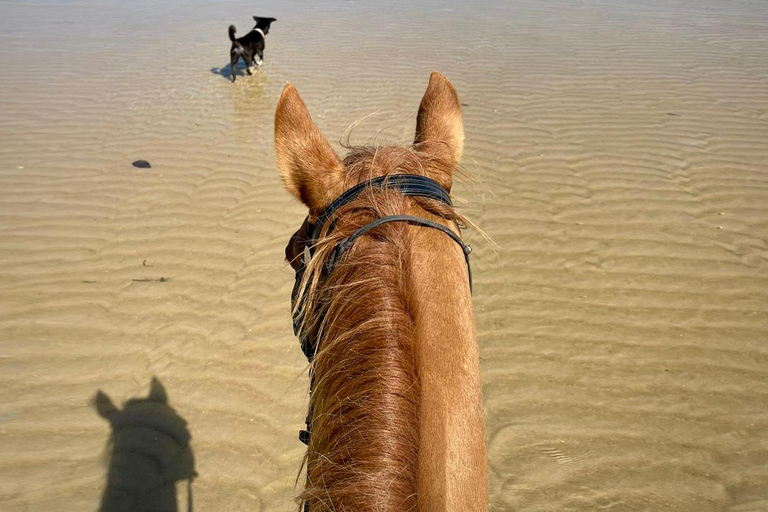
<box><xmin>94</xmin><ymin>377</ymin><xmax>196</xmax><ymax>512</ymax></box>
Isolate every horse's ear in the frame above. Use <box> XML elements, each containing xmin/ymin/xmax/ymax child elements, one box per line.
<box><xmin>414</xmin><ymin>72</ymin><xmax>464</xmax><ymax>191</ymax></box>
<box><xmin>148</xmin><ymin>377</ymin><xmax>168</xmax><ymax>404</ymax></box>
<box><xmin>94</xmin><ymin>391</ymin><xmax>118</xmax><ymax>420</ymax></box>
<box><xmin>275</xmin><ymin>83</ymin><xmax>344</xmax><ymax>211</ymax></box>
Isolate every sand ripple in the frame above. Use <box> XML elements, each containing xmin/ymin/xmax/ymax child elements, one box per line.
<box><xmin>1</xmin><ymin>0</ymin><xmax>768</xmax><ymax>510</ymax></box>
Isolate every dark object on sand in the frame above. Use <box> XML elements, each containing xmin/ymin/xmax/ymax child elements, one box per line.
<box><xmin>132</xmin><ymin>160</ymin><xmax>151</xmax><ymax>169</ymax></box>
<box><xmin>228</xmin><ymin>16</ymin><xmax>277</xmax><ymax>82</ymax></box>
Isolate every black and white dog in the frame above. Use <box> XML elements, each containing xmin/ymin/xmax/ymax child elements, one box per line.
<box><xmin>228</xmin><ymin>16</ymin><xmax>276</xmax><ymax>82</ymax></box>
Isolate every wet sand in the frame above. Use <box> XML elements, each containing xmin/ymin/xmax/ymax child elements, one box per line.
<box><xmin>1</xmin><ymin>0</ymin><xmax>768</xmax><ymax>510</ymax></box>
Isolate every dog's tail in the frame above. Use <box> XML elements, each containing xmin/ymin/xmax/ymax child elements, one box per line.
<box><xmin>228</xmin><ymin>25</ymin><xmax>238</xmax><ymax>43</ymax></box>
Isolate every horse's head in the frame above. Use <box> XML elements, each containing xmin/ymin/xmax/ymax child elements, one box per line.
<box><xmin>275</xmin><ymin>72</ymin><xmax>465</xmax><ymax>265</ymax></box>
<box><xmin>274</xmin><ymin>73</ymin><xmax>486</xmax><ymax>510</ymax></box>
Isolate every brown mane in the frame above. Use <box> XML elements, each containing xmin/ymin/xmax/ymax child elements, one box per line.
<box><xmin>296</xmin><ymin>147</ymin><xmax>467</xmax><ymax>511</ymax></box>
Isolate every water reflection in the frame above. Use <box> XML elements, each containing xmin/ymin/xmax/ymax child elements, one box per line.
<box><xmin>94</xmin><ymin>378</ymin><xmax>196</xmax><ymax>512</ymax></box>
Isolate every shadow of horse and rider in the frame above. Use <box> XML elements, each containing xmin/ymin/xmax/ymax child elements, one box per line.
<box><xmin>94</xmin><ymin>378</ymin><xmax>196</xmax><ymax>512</ymax></box>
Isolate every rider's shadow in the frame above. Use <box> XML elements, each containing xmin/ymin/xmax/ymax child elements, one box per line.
<box><xmin>94</xmin><ymin>378</ymin><xmax>197</xmax><ymax>512</ymax></box>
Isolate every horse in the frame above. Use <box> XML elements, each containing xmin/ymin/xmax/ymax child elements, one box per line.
<box><xmin>275</xmin><ymin>72</ymin><xmax>487</xmax><ymax>511</ymax></box>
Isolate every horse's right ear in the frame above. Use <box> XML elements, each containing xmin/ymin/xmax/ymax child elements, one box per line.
<box><xmin>274</xmin><ymin>83</ymin><xmax>344</xmax><ymax>211</ymax></box>
<box><xmin>413</xmin><ymin>72</ymin><xmax>464</xmax><ymax>191</ymax></box>
<box><xmin>148</xmin><ymin>377</ymin><xmax>168</xmax><ymax>404</ymax></box>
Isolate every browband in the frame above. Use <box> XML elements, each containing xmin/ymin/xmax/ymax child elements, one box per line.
<box><xmin>308</xmin><ymin>174</ymin><xmax>453</xmax><ymax>240</ymax></box>
<box><xmin>327</xmin><ymin>214</ymin><xmax>472</xmax><ymax>291</ymax></box>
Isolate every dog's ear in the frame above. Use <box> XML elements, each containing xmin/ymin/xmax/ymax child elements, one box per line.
<box><xmin>252</xmin><ymin>16</ymin><xmax>260</xmax><ymax>22</ymax></box>
<box><xmin>413</xmin><ymin>72</ymin><xmax>464</xmax><ymax>191</ymax></box>
<box><xmin>275</xmin><ymin>83</ymin><xmax>344</xmax><ymax>211</ymax></box>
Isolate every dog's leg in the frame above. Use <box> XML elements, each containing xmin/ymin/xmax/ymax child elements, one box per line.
<box><xmin>245</xmin><ymin>52</ymin><xmax>254</xmax><ymax>75</ymax></box>
<box><xmin>230</xmin><ymin>54</ymin><xmax>238</xmax><ymax>82</ymax></box>
<box><xmin>256</xmin><ymin>50</ymin><xmax>264</xmax><ymax>68</ymax></box>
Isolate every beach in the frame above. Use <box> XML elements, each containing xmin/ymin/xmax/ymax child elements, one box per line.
<box><xmin>1</xmin><ymin>0</ymin><xmax>768</xmax><ymax>510</ymax></box>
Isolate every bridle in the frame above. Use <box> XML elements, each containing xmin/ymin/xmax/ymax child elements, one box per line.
<box><xmin>289</xmin><ymin>174</ymin><xmax>473</xmax><ymax>446</ymax></box>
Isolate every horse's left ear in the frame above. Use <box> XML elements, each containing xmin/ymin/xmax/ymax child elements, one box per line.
<box><xmin>275</xmin><ymin>83</ymin><xmax>345</xmax><ymax>211</ymax></box>
<box><xmin>94</xmin><ymin>391</ymin><xmax>118</xmax><ymax>420</ymax></box>
<box><xmin>414</xmin><ymin>72</ymin><xmax>464</xmax><ymax>191</ymax></box>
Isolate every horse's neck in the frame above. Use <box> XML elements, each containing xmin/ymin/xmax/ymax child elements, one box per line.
<box><xmin>408</xmin><ymin>218</ymin><xmax>488</xmax><ymax>511</ymax></box>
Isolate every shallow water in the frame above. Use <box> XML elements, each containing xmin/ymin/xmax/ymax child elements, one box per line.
<box><xmin>1</xmin><ymin>0</ymin><xmax>768</xmax><ymax>510</ymax></box>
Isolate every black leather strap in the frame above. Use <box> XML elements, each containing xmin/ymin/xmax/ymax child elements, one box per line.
<box><xmin>309</xmin><ymin>175</ymin><xmax>453</xmax><ymax>240</ymax></box>
<box><xmin>327</xmin><ymin>214</ymin><xmax>472</xmax><ymax>292</ymax></box>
